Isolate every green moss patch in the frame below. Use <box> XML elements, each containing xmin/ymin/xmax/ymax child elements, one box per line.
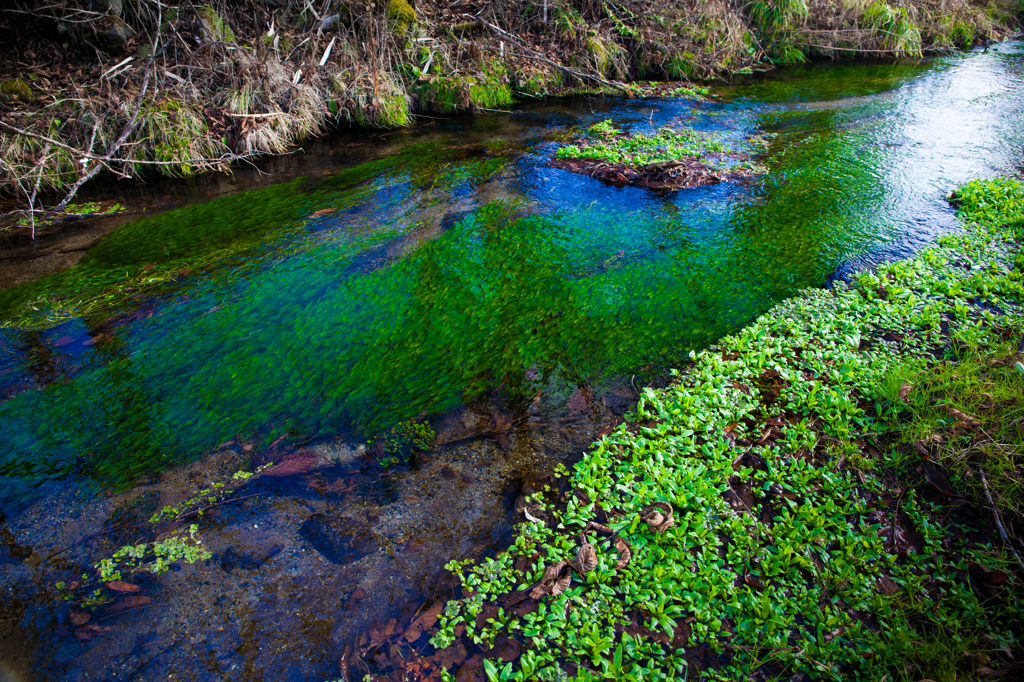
<box><xmin>553</xmin><ymin>120</ymin><xmax>766</xmax><ymax>191</ymax></box>
<box><xmin>0</xmin><ymin>78</ymin><xmax>34</xmax><ymax>102</ymax></box>
<box><xmin>415</xmin><ymin>178</ymin><xmax>1024</xmax><ymax>681</ymax></box>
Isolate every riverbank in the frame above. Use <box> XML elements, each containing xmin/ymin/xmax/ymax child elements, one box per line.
<box><xmin>402</xmin><ymin>177</ymin><xmax>1024</xmax><ymax>681</ymax></box>
<box><xmin>0</xmin><ymin>0</ymin><xmax>1019</xmax><ymax>223</ymax></box>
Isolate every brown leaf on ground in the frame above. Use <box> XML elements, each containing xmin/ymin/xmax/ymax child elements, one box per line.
<box><xmin>529</xmin><ymin>561</ymin><xmax>572</xmax><ymax>599</ymax></box>
<box><xmin>944</xmin><ymin>406</ymin><xmax>980</xmax><ymax>427</ymax></box>
<box><xmin>488</xmin><ymin>635</ymin><xmax>521</xmax><ymax>662</ymax></box>
<box><xmin>968</xmin><ymin>561</ymin><xmax>1009</xmax><ymax>586</ymax></box>
<box><xmin>876</xmin><ymin>576</ymin><xmax>901</xmax><ymax>595</ymax></box>
<box><xmin>264</xmin><ymin>451</ymin><xmax>317</xmax><ymax>477</ymax></box>
<box><xmin>430</xmin><ymin>642</ymin><xmax>467</xmax><ymax>670</ymax></box>
<box><xmin>401</xmin><ymin>602</ymin><xmax>445</xmax><ymax>644</ymax></box>
<box><xmin>104</xmin><ymin>580</ymin><xmax>141</xmax><ymax>593</ymax></box>
<box><xmin>68</xmin><ymin>610</ymin><xmax>90</xmax><ymax>626</ymax></box>
<box><xmin>744</xmin><ymin>573</ymin><xmax>767</xmax><ymax>591</ymax></box>
<box><xmin>566</xmin><ymin>388</ymin><xmax>592</xmax><ymax>414</ymax></box>
<box><xmin>614</xmin><ymin>536</ymin><xmax>632</xmax><ymax>570</ymax></box>
<box><xmin>74</xmin><ymin>624</ymin><xmax>115</xmax><ymax>640</ymax></box>
<box><xmin>641</xmin><ymin>502</ymin><xmax>675</xmax><ymax>532</ymax></box>
<box><xmin>570</xmin><ymin>541</ymin><xmax>597</xmax><ymax>575</ymax></box>
<box><xmin>309</xmin><ymin>208</ymin><xmax>336</xmax><ymax>218</ymax></box>
<box><xmin>108</xmin><ymin>595</ymin><xmax>153</xmax><ymax>613</ymax></box>
<box><xmin>922</xmin><ymin>462</ymin><xmax>960</xmax><ymax>498</ymax></box>
<box><xmin>899</xmin><ymin>382</ymin><xmax>913</xmax><ymax>401</ymax></box>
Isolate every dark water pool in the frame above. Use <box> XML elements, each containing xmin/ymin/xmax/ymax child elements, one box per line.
<box><xmin>1</xmin><ymin>41</ymin><xmax>1023</xmax><ymax>682</ymax></box>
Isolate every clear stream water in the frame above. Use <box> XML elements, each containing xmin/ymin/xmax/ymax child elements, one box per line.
<box><xmin>0</xmin><ymin>42</ymin><xmax>1023</xmax><ymax>682</ymax></box>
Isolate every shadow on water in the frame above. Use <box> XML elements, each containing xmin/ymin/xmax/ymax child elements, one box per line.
<box><xmin>0</xmin><ymin>41</ymin><xmax>1023</xmax><ymax>681</ymax></box>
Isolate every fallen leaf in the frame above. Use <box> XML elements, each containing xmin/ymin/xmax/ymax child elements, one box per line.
<box><xmin>529</xmin><ymin>561</ymin><xmax>572</xmax><ymax>599</ymax></box>
<box><xmin>899</xmin><ymin>382</ymin><xmax>912</xmax><ymax>401</ymax></box>
<box><xmin>401</xmin><ymin>602</ymin><xmax>444</xmax><ymax>644</ymax></box>
<box><xmin>641</xmin><ymin>502</ymin><xmax>674</xmax><ymax>532</ymax></box>
<box><xmin>570</xmin><ymin>541</ymin><xmax>597</xmax><ymax>575</ymax></box>
<box><xmin>876</xmin><ymin>576</ymin><xmax>901</xmax><ymax>595</ymax></box>
<box><xmin>309</xmin><ymin>208</ymin><xmax>337</xmax><ymax>219</ymax></box>
<box><xmin>105</xmin><ymin>580</ymin><xmax>141</xmax><ymax>593</ymax></box>
<box><xmin>108</xmin><ymin>595</ymin><xmax>153</xmax><ymax>612</ymax></box>
<box><xmin>614</xmin><ymin>536</ymin><xmax>632</xmax><ymax>569</ymax></box>
<box><xmin>744</xmin><ymin>573</ymin><xmax>767</xmax><ymax>591</ymax></box>
<box><xmin>922</xmin><ymin>462</ymin><xmax>959</xmax><ymax>498</ymax></box>
<box><xmin>68</xmin><ymin>611</ymin><xmax>90</xmax><ymax>626</ymax></box>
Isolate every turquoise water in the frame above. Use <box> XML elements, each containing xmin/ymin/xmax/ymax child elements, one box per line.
<box><xmin>1</xmin><ymin>43</ymin><xmax>1024</xmax><ymax>504</ymax></box>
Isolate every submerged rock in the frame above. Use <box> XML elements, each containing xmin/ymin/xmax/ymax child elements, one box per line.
<box><xmin>299</xmin><ymin>514</ymin><xmax>378</xmax><ymax>565</ymax></box>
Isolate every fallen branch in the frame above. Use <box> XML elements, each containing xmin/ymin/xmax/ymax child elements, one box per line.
<box><xmin>53</xmin><ymin>44</ymin><xmax>161</xmax><ymax>214</ymax></box>
<box><xmin>979</xmin><ymin>467</ymin><xmax>1024</xmax><ymax>572</ymax></box>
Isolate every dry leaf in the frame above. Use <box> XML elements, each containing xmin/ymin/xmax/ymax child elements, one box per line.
<box><xmin>922</xmin><ymin>462</ymin><xmax>959</xmax><ymax>498</ymax></box>
<box><xmin>401</xmin><ymin>602</ymin><xmax>444</xmax><ymax>644</ymax></box>
<box><xmin>571</xmin><ymin>542</ymin><xmax>597</xmax><ymax>575</ymax></box>
<box><xmin>68</xmin><ymin>610</ymin><xmax>90</xmax><ymax>626</ymax></box>
<box><xmin>899</xmin><ymin>382</ymin><xmax>913</xmax><ymax>401</ymax></box>
<box><xmin>104</xmin><ymin>580</ymin><xmax>141</xmax><ymax>593</ymax></box>
<box><xmin>744</xmin><ymin>573</ymin><xmax>767</xmax><ymax>591</ymax></box>
<box><xmin>641</xmin><ymin>502</ymin><xmax>674</xmax><ymax>532</ymax></box>
<box><xmin>529</xmin><ymin>561</ymin><xmax>572</xmax><ymax>599</ymax></box>
<box><xmin>614</xmin><ymin>536</ymin><xmax>632</xmax><ymax>570</ymax></box>
<box><xmin>876</xmin><ymin>576</ymin><xmax>901</xmax><ymax>595</ymax></box>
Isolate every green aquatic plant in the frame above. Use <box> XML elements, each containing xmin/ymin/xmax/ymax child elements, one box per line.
<box><xmin>427</xmin><ymin>176</ymin><xmax>1024</xmax><ymax>680</ymax></box>
<box><xmin>95</xmin><ymin>524</ymin><xmax>211</xmax><ymax>583</ymax></box>
<box><xmin>557</xmin><ymin>124</ymin><xmax>728</xmax><ymax>166</ymax></box>
<box><xmin>149</xmin><ymin>464</ymin><xmax>271</xmax><ymax>523</ymax></box>
<box><xmin>377</xmin><ymin>419</ymin><xmax>436</xmax><ymax>468</ymax></box>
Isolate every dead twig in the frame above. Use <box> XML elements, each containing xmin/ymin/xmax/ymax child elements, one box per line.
<box><xmin>979</xmin><ymin>467</ymin><xmax>1024</xmax><ymax>572</ymax></box>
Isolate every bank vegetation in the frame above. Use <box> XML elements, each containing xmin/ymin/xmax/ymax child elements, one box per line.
<box><xmin>0</xmin><ymin>0</ymin><xmax>1019</xmax><ymax>226</ymax></box>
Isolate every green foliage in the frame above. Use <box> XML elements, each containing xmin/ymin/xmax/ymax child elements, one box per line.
<box><xmin>377</xmin><ymin>419</ymin><xmax>435</xmax><ymax>468</ymax></box>
<box><xmin>862</xmin><ymin>1</ymin><xmax>922</xmax><ymax>56</ymax></box>
<box><xmin>196</xmin><ymin>6</ymin><xmax>236</xmax><ymax>42</ymax></box>
<box><xmin>429</xmin><ymin>176</ymin><xmax>1024</xmax><ymax>680</ymax></box>
<box><xmin>150</xmin><ymin>464</ymin><xmax>271</xmax><ymax>523</ymax></box>
<box><xmin>96</xmin><ymin>524</ymin><xmax>211</xmax><ymax>582</ymax></box>
<box><xmin>557</xmin><ymin>123</ymin><xmax>728</xmax><ymax>166</ymax></box>
<box><xmin>747</xmin><ymin>0</ymin><xmax>809</xmax><ymax>64</ymax></box>
<box><xmin>879</xmin><ymin>332</ymin><xmax>1024</xmax><ymax>519</ymax></box>
<box><xmin>586</xmin><ymin>119</ymin><xmax>620</xmax><ymax>137</ymax></box>
<box><xmin>747</xmin><ymin>0</ymin><xmax>808</xmax><ymax>33</ymax></box>
<box><xmin>952</xmin><ymin>177</ymin><xmax>1024</xmax><ymax>227</ymax></box>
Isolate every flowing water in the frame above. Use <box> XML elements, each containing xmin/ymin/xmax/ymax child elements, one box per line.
<box><xmin>1</xmin><ymin>42</ymin><xmax>1023</xmax><ymax>682</ymax></box>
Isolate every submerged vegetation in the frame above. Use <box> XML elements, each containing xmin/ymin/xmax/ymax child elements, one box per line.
<box><xmin>417</xmin><ymin>177</ymin><xmax>1024</xmax><ymax>680</ymax></box>
<box><xmin>0</xmin><ymin>0</ymin><xmax>1019</xmax><ymax>215</ymax></box>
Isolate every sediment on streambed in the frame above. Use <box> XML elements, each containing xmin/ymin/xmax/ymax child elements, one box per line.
<box><xmin>0</xmin><ymin>0</ymin><xmax>1019</xmax><ymax>216</ymax></box>
<box><xmin>365</xmin><ymin>180</ymin><xmax>1024</xmax><ymax>681</ymax></box>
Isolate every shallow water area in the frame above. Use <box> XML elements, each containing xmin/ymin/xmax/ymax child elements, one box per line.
<box><xmin>1</xmin><ymin>41</ymin><xmax>1024</xmax><ymax>681</ymax></box>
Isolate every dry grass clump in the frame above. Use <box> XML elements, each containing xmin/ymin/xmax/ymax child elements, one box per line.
<box><xmin>0</xmin><ymin>0</ymin><xmax>1019</xmax><ymax>218</ymax></box>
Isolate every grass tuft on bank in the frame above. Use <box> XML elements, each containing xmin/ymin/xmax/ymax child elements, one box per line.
<box><xmin>424</xmin><ymin>177</ymin><xmax>1024</xmax><ymax>681</ymax></box>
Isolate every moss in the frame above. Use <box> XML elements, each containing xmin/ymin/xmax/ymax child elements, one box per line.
<box><xmin>419</xmin><ymin>65</ymin><xmax>514</xmax><ymax>114</ymax></box>
<box><xmin>387</xmin><ymin>0</ymin><xmax>417</xmax><ymax>33</ymax></box>
<box><xmin>0</xmin><ymin>78</ymin><xmax>33</xmax><ymax>102</ymax></box>
<box><xmin>196</xmin><ymin>5</ymin><xmax>236</xmax><ymax>43</ymax></box>
<box><xmin>584</xmin><ymin>35</ymin><xmax>628</xmax><ymax>79</ymax></box>
<box><xmin>514</xmin><ymin>69</ymin><xmax>563</xmax><ymax>97</ymax></box>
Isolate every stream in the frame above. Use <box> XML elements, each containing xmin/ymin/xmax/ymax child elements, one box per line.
<box><xmin>1</xmin><ymin>41</ymin><xmax>1023</xmax><ymax>682</ymax></box>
